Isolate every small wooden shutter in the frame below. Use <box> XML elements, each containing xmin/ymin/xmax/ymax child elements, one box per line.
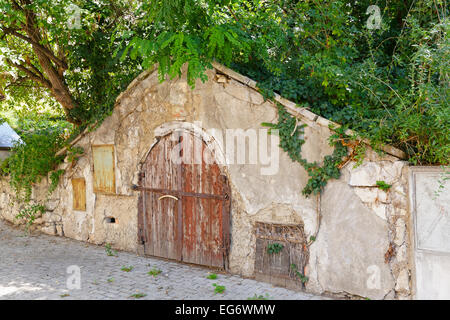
<box><xmin>92</xmin><ymin>145</ymin><xmax>116</xmax><ymax>194</ymax></box>
<box><xmin>254</xmin><ymin>222</ymin><xmax>308</xmax><ymax>289</ymax></box>
<box><xmin>72</xmin><ymin>178</ymin><xmax>86</xmax><ymax>211</ymax></box>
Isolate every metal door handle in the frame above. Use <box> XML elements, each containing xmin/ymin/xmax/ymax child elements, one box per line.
<box><xmin>158</xmin><ymin>195</ymin><xmax>179</xmax><ymax>201</ymax></box>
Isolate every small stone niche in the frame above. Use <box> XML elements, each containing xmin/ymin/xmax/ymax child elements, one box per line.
<box><xmin>254</xmin><ymin>221</ymin><xmax>309</xmax><ymax>290</ymax></box>
<box><xmin>105</xmin><ymin>217</ymin><xmax>117</xmax><ymax>224</ymax></box>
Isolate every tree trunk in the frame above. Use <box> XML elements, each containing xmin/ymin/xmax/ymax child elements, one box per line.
<box><xmin>23</xmin><ymin>4</ymin><xmax>80</xmax><ymax>125</ymax></box>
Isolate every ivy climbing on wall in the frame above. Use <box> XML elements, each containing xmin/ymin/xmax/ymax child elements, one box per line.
<box><xmin>263</xmin><ymin>103</ymin><xmax>350</xmax><ymax>197</ymax></box>
<box><xmin>1</xmin><ymin>122</ymin><xmax>84</xmax><ymax>228</ymax></box>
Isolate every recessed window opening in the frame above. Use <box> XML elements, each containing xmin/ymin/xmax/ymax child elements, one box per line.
<box><xmin>105</xmin><ymin>217</ymin><xmax>116</xmax><ymax>224</ymax></box>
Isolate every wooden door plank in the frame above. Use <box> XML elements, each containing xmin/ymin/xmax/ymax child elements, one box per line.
<box><xmin>201</xmin><ymin>144</ymin><xmax>212</xmax><ymax>267</ymax></box>
<box><xmin>182</xmin><ymin>133</ymin><xmax>196</xmax><ymax>264</ymax></box>
<box><xmin>160</xmin><ymin>138</ymin><xmax>170</xmax><ymax>259</ymax></box>
<box><xmin>210</xmin><ymin>164</ymin><xmax>224</xmax><ymax>267</ymax></box>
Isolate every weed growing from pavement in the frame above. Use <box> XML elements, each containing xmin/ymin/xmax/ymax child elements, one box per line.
<box><xmin>130</xmin><ymin>293</ymin><xmax>147</xmax><ymax>298</ymax></box>
<box><xmin>121</xmin><ymin>266</ymin><xmax>133</xmax><ymax>272</ymax></box>
<box><xmin>213</xmin><ymin>283</ymin><xmax>226</xmax><ymax>294</ymax></box>
<box><xmin>105</xmin><ymin>243</ymin><xmax>117</xmax><ymax>256</ymax></box>
<box><xmin>147</xmin><ymin>268</ymin><xmax>162</xmax><ymax>277</ymax></box>
<box><xmin>248</xmin><ymin>293</ymin><xmax>270</xmax><ymax>300</ymax></box>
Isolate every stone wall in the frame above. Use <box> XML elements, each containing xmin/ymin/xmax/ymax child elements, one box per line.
<box><xmin>308</xmin><ymin>151</ymin><xmax>412</xmax><ymax>299</ymax></box>
<box><xmin>0</xmin><ymin>64</ymin><xmax>412</xmax><ymax>299</ymax></box>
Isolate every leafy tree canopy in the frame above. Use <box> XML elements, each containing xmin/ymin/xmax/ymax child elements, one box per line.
<box><xmin>121</xmin><ymin>0</ymin><xmax>449</xmax><ymax>165</ymax></box>
<box><xmin>0</xmin><ymin>0</ymin><xmax>143</xmax><ymax>126</ymax></box>
<box><xmin>0</xmin><ymin>0</ymin><xmax>144</xmax><ymax>201</ymax></box>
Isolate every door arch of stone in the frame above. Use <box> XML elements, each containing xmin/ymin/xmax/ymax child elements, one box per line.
<box><xmin>136</xmin><ymin>129</ymin><xmax>231</xmax><ymax>269</ymax></box>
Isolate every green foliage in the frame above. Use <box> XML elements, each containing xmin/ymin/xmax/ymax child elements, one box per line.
<box><xmin>0</xmin><ymin>114</ymin><xmax>75</xmax><ymax>225</ymax></box>
<box><xmin>300</xmin><ymin>138</ymin><xmax>348</xmax><ymax>197</ymax></box>
<box><xmin>236</xmin><ymin>0</ymin><xmax>449</xmax><ymax>166</ymax></box>
<box><xmin>0</xmin><ymin>0</ymin><xmax>143</xmax><ymax>125</ymax></box>
<box><xmin>290</xmin><ymin>263</ymin><xmax>309</xmax><ymax>284</ymax></box>
<box><xmin>121</xmin><ymin>4</ymin><xmax>251</xmax><ymax>88</ymax></box>
<box><xmin>266</xmin><ymin>243</ymin><xmax>284</xmax><ymax>255</ymax></box>
<box><xmin>248</xmin><ymin>293</ymin><xmax>270</xmax><ymax>300</ymax></box>
<box><xmin>15</xmin><ymin>203</ymin><xmax>45</xmax><ymax>229</ymax></box>
<box><xmin>352</xmin><ymin>144</ymin><xmax>367</xmax><ymax>169</ymax></box>
<box><xmin>130</xmin><ymin>293</ymin><xmax>147</xmax><ymax>299</ymax></box>
<box><xmin>0</xmin><ymin>114</ymin><xmax>83</xmax><ymax>226</ymax></box>
<box><xmin>376</xmin><ymin>181</ymin><xmax>392</xmax><ymax>191</ymax></box>
<box><xmin>123</xmin><ymin>0</ymin><xmax>449</xmax><ymax>166</ymax></box>
<box><xmin>49</xmin><ymin>170</ymin><xmax>64</xmax><ymax>195</ymax></box>
<box><xmin>212</xmin><ymin>283</ymin><xmax>226</xmax><ymax>294</ymax></box>
<box><xmin>121</xmin><ymin>265</ymin><xmax>134</xmax><ymax>272</ymax></box>
<box><xmin>65</xmin><ymin>146</ymin><xmax>84</xmax><ymax>164</ymax></box>
<box><xmin>2</xmin><ymin>120</ymin><xmax>67</xmax><ymax>202</ymax></box>
<box><xmin>264</xmin><ymin>104</ymin><xmax>348</xmax><ymax>196</ymax></box>
<box><xmin>64</xmin><ymin>0</ymin><xmax>144</xmax><ymax>124</ymax></box>
<box><xmin>105</xmin><ymin>243</ymin><xmax>118</xmax><ymax>257</ymax></box>
<box><xmin>206</xmin><ymin>273</ymin><xmax>218</xmax><ymax>280</ymax></box>
<box><xmin>433</xmin><ymin>166</ymin><xmax>450</xmax><ymax>199</ymax></box>
<box><xmin>0</xmin><ymin>1</ymin><xmax>154</xmax><ymax>209</ymax></box>
<box><xmin>147</xmin><ymin>268</ymin><xmax>162</xmax><ymax>277</ymax></box>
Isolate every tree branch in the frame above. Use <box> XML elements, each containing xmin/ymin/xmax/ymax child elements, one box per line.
<box><xmin>10</xmin><ymin>0</ymin><xmax>23</xmax><ymax>11</ymax></box>
<box><xmin>24</xmin><ymin>57</ymin><xmax>45</xmax><ymax>80</ymax></box>
<box><xmin>227</xmin><ymin>5</ymin><xmax>248</xmax><ymax>32</ymax></box>
<box><xmin>6</xmin><ymin>58</ymin><xmax>51</xmax><ymax>89</ymax></box>
<box><xmin>1</xmin><ymin>27</ymin><xmax>68</xmax><ymax>70</ymax></box>
<box><xmin>5</xmin><ymin>76</ymin><xmax>39</xmax><ymax>89</ymax></box>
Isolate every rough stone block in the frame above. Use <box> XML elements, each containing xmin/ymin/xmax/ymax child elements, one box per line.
<box><xmin>394</xmin><ymin>218</ymin><xmax>406</xmax><ymax>246</ymax></box>
<box><xmin>249</xmin><ymin>91</ymin><xmax>264</xmax><ymax>105</ymax></box>
<box><xmin>395</xmin><ymin>269</ymin><xmax>409</xmax><ymax>292</ymax></box>
<box><xmin>224</xmin><ymin>81</ymin><xmax>251</xmax><ymax>102</ymax></box>
<box><xmin>348</xmin><ymin>162</ymin><xmax>382</xmax><ymax>187</ymax></box>
<box><xmin>379</xmin><ymin>161</ymin><xmax>405</xmax><ymax>184</ymax></box>
<box><xmin>354</xmin><ymin>188</ymin><xmax>380</xmax><ymax>203</ymax></box>
<box><xmin>396</xmin><ymin>244</ymin><xmax>408</xmax><ymax>262</ymax></box>
<box><xmin>371</xmin><ymin>203</ymin><xmax>388</xmax><ymax>221</ymax></box>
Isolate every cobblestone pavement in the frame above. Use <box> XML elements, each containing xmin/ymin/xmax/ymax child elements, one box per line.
<box><xmin>0</xmin><ymin>220</ymin><xmax>326</xmax><ymax>300</ymax></box>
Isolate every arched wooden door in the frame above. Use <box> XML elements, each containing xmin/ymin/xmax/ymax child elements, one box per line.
<box><xmin>137</xmin><ymin>131</ymin><xmax>231</xmax><ymax>269</ymax></box>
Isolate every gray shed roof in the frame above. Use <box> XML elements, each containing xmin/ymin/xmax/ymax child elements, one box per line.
<box><xmin>0</xmin><ymin>121</ymin><xmax>21</xmax><ymax>149</ymax></box>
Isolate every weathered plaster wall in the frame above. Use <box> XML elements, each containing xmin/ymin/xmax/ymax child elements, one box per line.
<box><xmin>307</xmin><ymin>151</ymin><xmax>412</xmax><ymax>299</ymax></box>
<box><xmin>0</xmin><ymin>65</ymin><xmax>412</xmax><ymax>299</ymax></box>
